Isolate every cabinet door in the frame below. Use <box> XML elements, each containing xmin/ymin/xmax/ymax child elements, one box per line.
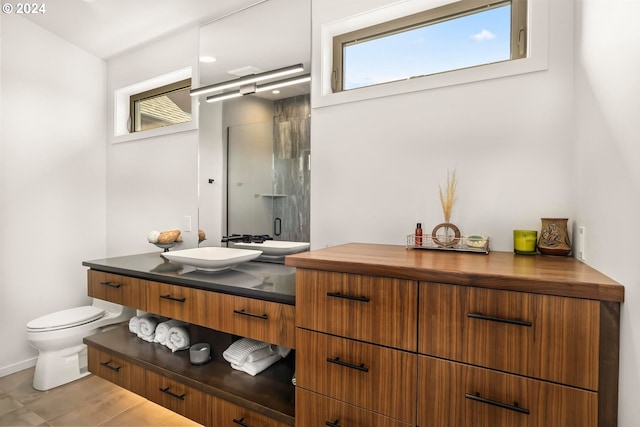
<box><xmin>212</xmin><ymin>396</ymin><xmax>291</xmax><ymax>427</ymax></box>
<box><xmin>296</xmin><ymin>329</ymin><xmax>416</xmax><ymax>424</ymax></box>
<box><xmin>418</xmin><ymin>356</ymin><xmax>597</xmax><ymax>427</ymax></box>
<box><xmin>87</xmin><ymin>346</ymin><xmax>146</xmax><ymax>396</ymax></box>
<box><xmin>419</xmin><ymin>282</ymin><xmax>600</xmax><ymax>390</ymax></box>
<box><xmin>296</xmin><ymin>269</ymin><xmax>418</xmax><ymax>351</ymax></box>
<box><xmin>145</xmin><ymin>370</ymin><xmax>210</xmax><ymax>426</ymax></box>
<box><xmin>212</xmin><ymin>294</ymin><xmax>296</xmax><ymax>349</ymax></box>
<box><xmin>88</xmin><ymin>270</ymin><xmax>146</xmax><ymax>310</ymax></box>
<box><xmin>296</xmin><ymin>388</ymin><xmax>413</xmax><ymax>427</ymax></box>
<box><xmin>146</xmin><ymin>281</ymin><xmax>208</xmax><ymax>325</ymax></box>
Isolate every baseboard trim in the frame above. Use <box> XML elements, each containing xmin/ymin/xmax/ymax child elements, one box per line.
<box><xmin>0</xmin><ymin>357</ymin><xmax>37</xmax><ymax>378</ymax></box>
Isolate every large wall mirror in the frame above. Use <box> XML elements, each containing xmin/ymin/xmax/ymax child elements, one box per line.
<box><xmin>196</xmin><ymin>0</ymin><xmax>311</xmax><ymax>248</ymax></box>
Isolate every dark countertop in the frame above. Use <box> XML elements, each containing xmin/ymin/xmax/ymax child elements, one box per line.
<box><xmin>83</xmin><ymin>251</ymin><xmax>296</xmax><ymax>305</ymax></box>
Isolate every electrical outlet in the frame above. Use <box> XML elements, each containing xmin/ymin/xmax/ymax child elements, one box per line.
<box><xmin>576</xmin><ymin>226</ymin><xmax>586</xmax><ymax>261</ymax></box>
<box><xmin>182</xmin><ymin>216</ymin><xmax>192</xmax><ymax>232</ymax></box>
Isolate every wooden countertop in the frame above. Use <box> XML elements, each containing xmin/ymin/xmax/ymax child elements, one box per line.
<box><xmin>285</xmin><ymin>243</ymin><xmax>624</xmax><ymax>302</ymax></box>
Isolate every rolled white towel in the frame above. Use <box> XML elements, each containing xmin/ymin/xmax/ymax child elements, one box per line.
<box><xmin>223</xmin><ymin>338</ymin><xmax>270</xmax><ymax>366</ymax></box>
<box><xmin>154</xmin><ymin>319</ymin><xmax>188</xmax><ymax>345</ymax></box>
<box><xmin>292</xmin><ymin>372</ymin><xmax>296</xmax><ymax>386</ymax></box>
<box><xmin>231</xmin><ymin>352</ymin><xmax>282</xmax><ymax>376</ymax></box>
<box><xmin>128</xmin><ymin>316</ymin><xmax>140</xmax><ymax>334</ymax></box>
<box><xmin>137</xmin><ymin>316</ymin><xmax>159</xmax><ymax>343</ymax></box>
<box><xmin>166</xmin><ymin>325</ymin><xmax>190</xmax><ymax>352</ymax></box>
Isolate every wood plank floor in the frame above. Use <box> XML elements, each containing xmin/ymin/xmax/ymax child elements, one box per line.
<box><xmin>0</xmin><ymin>368</ymin><xmax>201</xmax><ymax>426</ymax></box>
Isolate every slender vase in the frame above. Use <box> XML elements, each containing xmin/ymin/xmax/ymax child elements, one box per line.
<box><xmin>537</xmin><ymin>218</ymin><xmax>571</xmax><ymax>256</ymax></box>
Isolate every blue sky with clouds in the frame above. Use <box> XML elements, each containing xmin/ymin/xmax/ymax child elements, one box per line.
<box><xmin>344</xmin><ymin>4</ymin><xmax>511</xmax><ymax>90</ymax></box>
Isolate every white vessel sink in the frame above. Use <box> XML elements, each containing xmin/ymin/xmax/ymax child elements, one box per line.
<box><xmin>161</xmin><ymin>247</ymin><xmax>262</xmax><ymax>271</ymax></box>
<box><xmin>231</xmin><ymin>240</ymin><xmax>310</xmax><ymax>256</ymax></box>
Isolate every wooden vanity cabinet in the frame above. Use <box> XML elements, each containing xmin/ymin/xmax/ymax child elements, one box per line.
<box><xmin>84</xmin><ymin>268</ymin><xmax>296</xmax><ymax>427</ymax></box>
<box><xmin>212</xmin><ymin>396</ymin><xmax>291</xmax><ymax>427</ymax></box>
<box><xmin>296</xmin><ymin>388</ymin><xmax>413</xmax><ymax>427</ymax></box>
<box><xmin>295</xmin><ymin>269</ymin><xmax>418</xmax><ymax>425</ymax></box>
<box><xmin>419</xmin><ymin>356</ymin><xmax>598</xmax><ymax>427</ymax></box>
<box><xmin>88</xmin><ymin>270</ymin><xmax>146</xmax><ymax>310</ymax></box>
<box><xmin>286</xmin><ymin>243</ymin><xmax>623</xmax><ymax>427</ymax></box>
<box><xmin>146</xmin><ymin>280</ymin><xmax>296</xmax><ymax>349</ymax></box>
<box><xmin>419</xmin><ymin>282</ymin><xmax>600</xmax><ymax>390</ymax></box>
<box><xmin>87</xmin><ymin>346</ymin><xmax>146</xmax><ymax>396</ymax></box>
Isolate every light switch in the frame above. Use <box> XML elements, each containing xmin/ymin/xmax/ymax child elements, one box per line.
<box><xmin>182</xmin><ymin>216</ymin><xmax>192</xmax><ymax>232</ymax></box>
<box><xmin>576</xmin><ymin>226</ymin><xmax>586</xmax><ymax>261</ymax></box>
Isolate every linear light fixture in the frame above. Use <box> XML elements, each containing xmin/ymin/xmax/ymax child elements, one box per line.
<box><xmin>206</xmin><ymin>74</ymin><xmax>311</xmax><ymax>103</ymax></box>
<box><xmin>190</xmin><ymin>63</ymin><xmax>304</xmax><ymax>97</ymax></box>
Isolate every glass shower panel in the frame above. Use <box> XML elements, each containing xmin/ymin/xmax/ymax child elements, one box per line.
<box><xmin>227</xmin><ymin>121</ymin><xmax>275</xmax><ymax>237</ymax></box>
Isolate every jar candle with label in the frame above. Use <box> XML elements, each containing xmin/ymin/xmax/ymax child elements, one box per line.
<box><xmin>513</xmin><ymin>230</ymin><xmax>537</xmax><ymax>254</ymax></box>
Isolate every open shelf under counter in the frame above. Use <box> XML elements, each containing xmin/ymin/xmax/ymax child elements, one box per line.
<box><xmin>84</xmin><ymin>324</ymin><xmax>295</xmax><ymax>425</ymax></box>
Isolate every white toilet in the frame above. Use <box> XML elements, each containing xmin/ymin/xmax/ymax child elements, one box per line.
<box><xmin>26</xmin><ymin>298</ymin><xmax>135</xmax><ymax>391</ymax></box>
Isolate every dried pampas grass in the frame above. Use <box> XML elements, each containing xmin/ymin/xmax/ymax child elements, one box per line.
<box><xmin>438</xmin><ymin>169</ymin><xmax>457</xmax><ymax>222</ymax></box>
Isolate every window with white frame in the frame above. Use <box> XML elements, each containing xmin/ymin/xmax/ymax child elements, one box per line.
<box><xmin>332</xmin><ymin>0</ymin><xmax>527</xmax><ymax>92</ymax></box>
<box><xmin>129</xmin><ymin>79</ymin><xmax>192</xmax><ymax>132</ymax></box>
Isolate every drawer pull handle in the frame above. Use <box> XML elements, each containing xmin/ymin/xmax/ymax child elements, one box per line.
<box><xmin>160</xmin><ymin>294</ymin><xmax>186</xmax><ymax>303</ymax></box>
<box><xmin>465</xmin><ymin>392</ymin><xmax>530</xmax><ymax>415</ymax></box>
<box><xmin>100</xmin><ymin>361</ymin><xmax>121</xmax><ymax>372</ymax></box>
<box><xmin>233</xmin><ymin>309</ymin><xmax>268</xmax><ymax>320</ymax></box>
<box><xmin>232</xmin><ymin>418</ymin><xmax>252</xmax><ymax>427</ymax></box>
<box><xmin>326</xmin><ymin>357</ymin><xmax>369</xmax><ymax>372</ymax></box>
<box><xmin>325</xmin><ymin>420</ymin><xmax>341</xmax><ymax>427</ymax></box>
<box><xmin>326</xmin><ymin>292</ymin><xmax>370</xmax><ymax>302</ymax></box>
<box><xmin>100</xmin><ymin>281</ymin><xmax>122</xmax><ymax>289</ymax></box>
<box><xmin>159</xmin><ymin>386</ymin><xmax>185</xmax><ymax>400</ymax></box>
<box><xmin>467</xmin><ymin>313</ymin><xmax>532</xmax><ymax>327</ymax></box>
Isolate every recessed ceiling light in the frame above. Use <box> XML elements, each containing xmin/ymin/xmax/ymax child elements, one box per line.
<box><xmin>199</xmin><ymin>56</ymin><xmax>217</xmax><ymax>64</ymax></box>
<box><xmin>272</xmin><ymin>90</ymin><xmax>281</xmax><ymax>94</ymax></box>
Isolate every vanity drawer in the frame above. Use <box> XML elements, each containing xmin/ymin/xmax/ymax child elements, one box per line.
<box><xmin>145</xmin><ymin>281</ymin><xmax>208</xmax><ymax>326</ymax></box>
<box><xmin>419</xmin><ymin>282</ymin><xmax>600</xmax><ymax>390</ymax></box>
<box><xmin>296</xmin><ymin>269</ymin><xmax>418</xmax><ymax>351</ymax></box>
<box><xmin>210</xmin><ymin>293</ymin><xmax>296</xmax><ymax>349</ymax></box>
<box><xmin>87</xmin><ymin>346</ymin><xmax>146</xmax><ymax>396</ymax></box>
<box><xmin>212</xmin><ymin>395</ymin><xmax>291</xmax><ymax>427</ymax></box>
<box><xmin>418</xmin><ymin>355</ymin><xmax>597</xmax><ymax>427</ymax></box>
<box><xmin>145</xmin><ymin>370</ymin><xmax>210</xmax><ymax>426</ymax></box>
<box><xmin>296</xmin><ymin>388</ymin><xmax>413</xmax><ymax>427</ymax></box>
<box><xmin>88</xmin><ymin>270</ymin><xmax>146</xmax><ymax>310</ymax></box>
<box><xmin>296</xmin><ymin>329</ymin><xmax>416</xmax><ymax>423</ymax></box>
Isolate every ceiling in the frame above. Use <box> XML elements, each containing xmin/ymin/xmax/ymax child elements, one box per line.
<box><xmin>21</xmin><ymin>0</ymin><xmax>268</xmax><ymax>59</ymax></box>
<box><xmin>22</xmin><ymin>0</ymin><xmax>311</xmax><ymax>101</ymax></box>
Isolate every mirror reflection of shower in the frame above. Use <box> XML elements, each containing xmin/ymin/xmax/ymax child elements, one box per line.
<box><xmin>196</xmin><ymin>0</ymin><xmax>311</xmax><ymax>246</ymax></box>
<box><xmin>227</xmin><ymin>94</ymin><xmax>310</xmax><ymax>243</ymax></box>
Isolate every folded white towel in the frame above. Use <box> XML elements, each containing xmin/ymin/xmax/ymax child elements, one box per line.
<box><xmin>275</xmin><ymin>345</ymin><xmax>291</xmax><ymax>358</ymax></box>
<box><xmin>246</xmin><ymin>346</ymin><xmax>276</xmax><ymax>363</ymax></box>
<box><xmin>137</xmin><ymin>316</ymin><xmax>160</xmax><ymax>342</ymax></box>
<box><xmin>154</xmin><ymin>319</ymin><xmax>187</xmax><ymax>345</ymax></box>
<box><xmin>223</xmin><ymin>338</ymin><xmax>270</xmax><ymax>366</ymax></box>
<box><xmin>166</xmin><ymin>325</ymin><xmax>190</xmax><ymax>352</ymax></box>
<box><xmin>231</xmin><ymin>352</ymin><xmax>282</xmax><ymax>376</ymax></box>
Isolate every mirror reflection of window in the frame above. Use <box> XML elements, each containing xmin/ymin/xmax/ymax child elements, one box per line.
<box><xmin>130</xmin><ymin>79</ymin><xmax>192</xmax><ymax>132</ymax></box>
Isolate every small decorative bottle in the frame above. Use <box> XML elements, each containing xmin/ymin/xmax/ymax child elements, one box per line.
<box><xmin>415</xmin><ymin>223</ymin><xmax>423</xmax><ymax>247</ymax></box>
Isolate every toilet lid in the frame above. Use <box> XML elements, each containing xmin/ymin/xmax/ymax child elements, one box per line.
<box><xmin>27</xmin><ymin>306</ymin><xmax>106</xmax><ymax>331</ymax></box>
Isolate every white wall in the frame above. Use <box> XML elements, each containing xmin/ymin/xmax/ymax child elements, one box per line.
<box><xmin>310</xmin><ymin>0</ymin><xmax>575</xmax><ymax>251</ymax></box>
<box><xmin>105</xmin><ymin>28</ymin><xmax>200</xmax><ymax>256</ymax></box>
<box><xmin>0</xmin><ymin>15</ymin><xmax>106</xmax><ymax>375</ymax></box>
<box><xmin>573</xmin><ymin>1</ymin><xmax>640</xmax><ymax>425</ymax></box>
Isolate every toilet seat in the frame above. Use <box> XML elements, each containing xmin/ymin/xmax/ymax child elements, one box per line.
<box><xmin>27</xmin><ymin>306</ymin><xmax>106</xmax><ymax>332</ymax></box>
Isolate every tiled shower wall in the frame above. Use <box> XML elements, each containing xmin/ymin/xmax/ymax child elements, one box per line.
<box><xmin>273</xmin><ymin>94</ymin><xmax>311</xmax><ymax>243</ymax></box>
